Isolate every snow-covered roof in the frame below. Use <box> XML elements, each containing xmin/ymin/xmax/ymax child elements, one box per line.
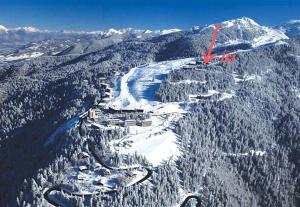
<box><xmin>79</xmin><ymin>165</ymin><xmax>88</xmax><ymax>171</ymax></box>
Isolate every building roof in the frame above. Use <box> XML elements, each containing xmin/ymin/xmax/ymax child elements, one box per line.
<box><xmin>79</xmin><ymin>165</ymin><xmax>88</xmax><ymax>171</ymax></box>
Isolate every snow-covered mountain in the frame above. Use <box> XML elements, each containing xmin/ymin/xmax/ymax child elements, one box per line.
<box><xmin>197</xmin><ymin>17</ymin><xmax>288</xmax><ymax>47</ymax></box>
<box><xmin>276</xmin><ymin>20</ymin><xmax>300</xmax><ymax>37</ymax></box>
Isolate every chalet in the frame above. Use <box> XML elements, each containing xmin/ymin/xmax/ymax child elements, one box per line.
<box><xmin>78</xmin><ymin>152</ymin><xmax>90</xmax><ymax>160</ymax></box>
<box><xmin>79</xmin><ymin>165</ymin><xmax>89</xmax><ymax>173</ymax></box>
<box><xmin>124</xmin><ymin>119</ymin><xmax>136</xmax><ymax>126</ymax></box>
<box><xmin>94</xmin><ymin>163</ymin><xmax>101</xmax><ymax>170</ymax></box>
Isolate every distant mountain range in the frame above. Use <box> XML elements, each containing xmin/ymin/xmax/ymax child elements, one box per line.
<box><xmin>0</xmin><ymin>17</ymin><xmax>298</xmax><ymax>48</ymax></box>
<box><xmin>0</xmin><ymin>17</ymin><xmax>299</xmax><ymax>62</ymax></box>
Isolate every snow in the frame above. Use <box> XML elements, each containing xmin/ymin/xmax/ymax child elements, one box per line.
<box><xmin>44</xmin><ymin>116</ymin><xmax>79</xmax><ymax>146</ymax></box>
<box><xmin>201</xmin><ymin>89</ymin><xmax>219</xmax><ymax>97</ymax></box>
<box><xmin>0</xmin><ymin>52</ymin><xmax>43</xmax><ymax>62</ymax></box>
<box><xmin>108</xmin><ymin>59</ymin><xmax>192</xmax><ymax>166</ymax></box>
<box><xmin>219</xmin><ymin>90</ymin><xmax>235</xmax><ymax>101</ymax></box>
<box><xmin>111</xmin><ymin>103</ymin><xmax>185</xmax><ymax>166</ymax></box>
<box><xmin>224</xmin><ymin>150</ymin><xmax>266</xmax><ymax>157</ymax></box>
<box><xmin>152</xmin><ymin>102</ymin><xmax>187</xmax><ymax>115</ymax></box>
<box><xmin>62</xmin><ymin>166</ymin><xmax>147</xmax><ymax>195</ymax></box>
<box><xmin>104</xmin><ymin>28</ymin><xmax>124</xmax><ymax>36</ymax></box>
<box><xmin>292</xmin><ymin>87</ymin><xmax>300</xmax><ymax>98</ymax></box>
<box><xmin>143</xmin><ymin>29</ymin><xmax>152</xmax><ymax>34</ymax></box>
<box><xmin>288</xmin><ymin>20</ymin><xmax>300</xmax><ymax>24</ymax></box>
<box><xmin>159</xmin><ymin>29</ymin><xmax>181</xmax><ymax>35</ymax></box>
<box><xmin>233</xmin><ymin>73</ymin><xmax>262</xmax><ymax>84</ymax></box>
<box><xmin>169</xmin><ymin>79</ymin><xmax>206</xmax><ymax>85</ymax></box>
<box><xmin>118</xmin><ymin>131</ymin><xmax>179</xmax><ymax>166</ymax></box>
<box><xmin>188</xmin><ymin>90</ymin><xmax>219</xmax><ymax>102</ymax></box>
<box><xmin>216</xmin><ymin>17</ymin><xmax>289</xmax><ymax>47</ymax></box>
<box><xmin>109</xmin><ymin>58</ymin><xmax>192</xmax><ymax>111</ymax></box>
<box><xmin>244</xmin><ymin>74</ymin><xmax>262</xmax><ymax>81</ymax></box>
<box><xmin>221</xmin><ymin>17</ymin><xmax>260</xmax><ymax>28</ymax></box>
<box><xmin>15</xmin><ymin>26</ymin><xmax>40</xmax><ymax>32</ymax></box>
<box><xmin>0</xmin><ymin>25</ymin><xmax>8</xmax><ymax>32</ymax></box>
<box><xmin>189</xmin><ymin>90</ymin><xmax>219</xmax><ymax>100</ymax></box>
<box><xmin>250</xmin><ymin>150</ymin><xmax>266</xmax><ymax>156</ymax></box>
<box><xmin>252</xmin><ymin>26</ymin><xmax>288</xmax><ymax>47</ymax></box>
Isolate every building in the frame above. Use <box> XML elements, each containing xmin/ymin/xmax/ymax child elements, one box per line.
<box><xmin>108</xmin><ymin>119</ymin><xmax>120</xmax><ymax>126</ymax></box>
<box><xmin>142</xmin><ymin>119</ymin><xmax>152</xmax><ymax>127</ymax></box>
<box><xmin>88</xmin><ymin>109</ymin><xmax>98</xmax><ymax>120</ymax></box>
<box><xmin>102</xmin><ymin>97</ymin><xmax>110</xmax><ymax>103</ymax></box>
<box><xmin>101</xmin><ymin>169</ymin><xmax>111</xmax><ymax>176</ymax></box>
<box><xmin>82</xmin><ymin>79</ymin><xmax>89</xmax><ymax>85</ymax></box>
<box><xmin>78</xmin><ymin>152</ymin><xmax>90</xmax><ymax>160</ymax></box>
<box><xmin>108</xmin><ymin>107</ymin><xmax>144</xmax><ymax>114</ymax></box>
<box><xmin>98</xmin><ymin>102</ymin><xmax>107</xmax><ymax>107</ymax></box>
<box><xmin>100</xmin><ymin>83</ymin><xmax>109</xmax><ymax>89</ymax></box>
<box><xmin>99</xmin><ymin>77</ymin><xmax>107</xmax><ymax>83</ymax></box>
<box><xmin>124</xmin><ymin>119</ymin><xmax>136</xmax><ymax>126</ymax></box>
<box><xmin>77</xmin><ymin>174</ymin><xmax>87</xmax><ymax>180</ymax></box>
<box><xmin>104</xmin><ymin>92</ymin><xmax>111</xmax><ymax>98</ymax></box>
<box><xmin>79</xmin><ymin>165</ymin><xmax>89</xmax><ymax>173</ymax></box>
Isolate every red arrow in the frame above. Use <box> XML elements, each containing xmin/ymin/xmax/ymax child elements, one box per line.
<box><xmin>202</xmin><ymin>24</ymin><xmax>221</xmax><ymax>64</ymax></box>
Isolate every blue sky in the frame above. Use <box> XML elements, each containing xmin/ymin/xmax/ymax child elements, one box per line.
<box><xmin>0</xmin><ymin>0</ymin><xmax>299</xmax><ymax>31</ymax></box>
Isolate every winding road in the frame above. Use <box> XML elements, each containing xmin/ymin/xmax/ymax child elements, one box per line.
<box><xmin>180</xmin><ymin>195</ymin><xmax>202</xmax><ymax>207</ymax></box>
<box><xmin>44</xmin><ymin>141</ymin><xmax>152</xmax><ymax>206</ymax></box>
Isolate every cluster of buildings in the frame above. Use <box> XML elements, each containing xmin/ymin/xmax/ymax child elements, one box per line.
<box><xmin>88</xmin><ymin>108</ymin><xmax>152</xmax><ymax>127</ymax></box>
<box><xmin>85</xmin><ymin>76</ymin><xmax>153</xmax><ymax>128</ymax></box>
<box><xmin>75</xmin><ymin>152</ymin><xmax>139</xmax><ymax>190</ymax></box>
